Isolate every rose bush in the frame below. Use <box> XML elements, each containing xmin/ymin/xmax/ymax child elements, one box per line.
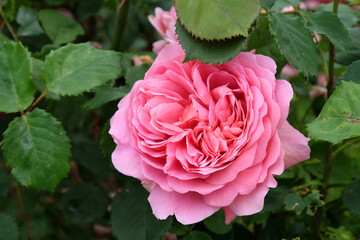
<box><xmin>109</xmin><ymin>43</ymin><xmax>310</xmax><ymax>224</ymax></box>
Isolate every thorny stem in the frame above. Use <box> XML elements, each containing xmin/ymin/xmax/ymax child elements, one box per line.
<box><xmin>110</xmin><ymin>0</ymin><xmax>131</xmax><ymax>51</ymax></box>
<box><xmin>0</xmin><ymin>3</ymin><xmax>18</xmax><ymax>42</ymax></box>
<box><xmin>315</xmin><ymin>0</ymin><xmax>339</xmax><ymax>230</ymax></box>
<box><xmin>25</xmin><ymin>89</ymin><xmax>49</xmax><ymax>114</ymax></box>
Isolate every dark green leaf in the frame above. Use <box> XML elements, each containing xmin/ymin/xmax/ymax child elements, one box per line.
<box><xmin>183</xmin><ymin>231</ymin><xmax>212</xmax><ymax>240</ymax></box>
<box><xmin>303</xmin><ymin>11</ymin><xmax>352</xmax><ymax>51</ymax></box>
<box><xmin>263</xmin><ymin>186</ymin><xmax>291</xmax><ymax>212</ymax></box>
<box><xmin>38</xmin><ymin>9</ymin><xmax>84</xmax><ymax>45</ymax></box>
<box><xmin>303</xmin><ymin>192</ymin><xmax>324</xmax><ymax>215</ymax></box>
<box><xmin>247</xmin><ymin>15</ymin><xmax>287</xmax><ymax>74</ymax></box>
<box><xmin>176</xmin><ymin>21</ymin><xmax>246</xmax><ymax>64</ymax></box>
<box><xmin>284</xmin><ymin>192</ymin><xmax>305</xmax><ymax>215</ymax></box>
<box><xmin>268</xmin><ymin>12</ymin><xmax>321</xmax><ymax>77</ymax></box>
<box><xmin>71</xmin><ymin>0</ymin><xmax>104</xmax><ymax>19</ymax></box>
<box><xmin>307</xmin><ymin>81</ymin><xmax>360</xmax><ymax>144</ymax></box>
<box><xmin>328</xmin><ymin>152</ymin><xmax>353</xmax><ymax>185</ymax></box>
<box><xmin>342</xmin><ymin>179</ymin><xmax>360</xmax><ymax>215</ymax></box>
<box><xmin>61</xmin><ymin>183</ymin><xmax>110</xmax><ymax>223</ymax></box>
<box><xmin>42</xmin><ymin>43</ymin><xmax>122</xmax><ymax>96</ymax></box>
<box><xmin>317</xmin><ymin>3</ymin><xmax>358</xmax><ymax>28</ymax></box>
<box><xmin>2</xmin><ymin>108</ymin><xmax>71</xmax><ymax>191</ymax></box>
<box><xmin>0</xmin><ymin>213</ymin><xmax>19</xmax><ymax>240</ymax></box>
<box><xmin>111</xmin><ymin>183</ymin><xmax>172</xmax><ymax>240</ymax></box>
<box><xmin>16</xmin><ymin>6</ymin><xmax>44</xmax><ymax>36</ymax></box>
<box><xmin>169</xmin><ymin>220</ymin><xmax>191</xmax><ymax>236</ymax></box>
<box><xmin>174</xmin><ymin>0</ymin><xmax>261</xmax><ymax>40</ymax></box>
<box><xmin>342</xmin><ymin>60</ymin><xmax>360</xmax><ymax>84</ymax></box>
<box><xmin>0</xmin><ymin>41</ymin><xmax>35</xmax><ymax>113</ymax></box>
<box><xmin>99</xmin><ymin>120</ymin><xmax>116</xmax><ymax>158</ymax></box>
<box><xmin>44</xmin><ymin>0</ymin><xmax>65</xmax><ymax>6</ymax></box>
<box><xmin>0</xmin><ymin>170</ymin><xmax>11</xmax><ymax>197</ymax></box>
<box><xmin>204</xmin><ymin>209</ymin><xmax>232</xmax><ymax>234</ymax></box>
<box><xmin>83</xmin><ymin>86</ymin><xmax>127</xmax><ymax>110</ymax></box>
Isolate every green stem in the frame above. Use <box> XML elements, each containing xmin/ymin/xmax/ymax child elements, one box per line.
<box><xmin>326</xmin><ymin>0</ymin><xmax>339</xmax><ymax>97</ymax></box>
<box><xmin>315</xmin><ymin>0</ymin><xmax>340</xmax><ymax>230</ymax></box>
<box><xmin>24</xmin><ymin>89</ymin><xmax>49</xmax><ymax>114</ymax></box>
<box><xmin>0</xmin><ymin>3</ymin><xmax>18</xmax><ymax>42</ymax></box>
<box><xmin>110</xmin><ymin>0</ymin><xmax>131</xmax><ymax>51</ymax></box>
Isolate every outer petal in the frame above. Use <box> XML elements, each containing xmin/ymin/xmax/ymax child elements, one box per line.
<box><xmin>148</xmin><ymin>185</ymin><xmax>219</xmax><ymax>224</ymax></box>
<box><xmin>275</xmin><ymin>79</ymin><xmax>293</xmax><ymax>127</ymax></box>
<box><xmin>111</xmin><ymin>144</ymin><xmax>144</xmax><ymax>179</ymax></box>
<box><xmin>145</xmin><ymin>43</ymin><xmax>184</xmax><ymax>77</ymax></box>
<box><xmin>278</xmin><ymin>121</ymin><xmax>310</xmax><ymax>169</ymax></box>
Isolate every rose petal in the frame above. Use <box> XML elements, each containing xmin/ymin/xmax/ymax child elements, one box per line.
<box><xmin>111</xmin><ymin>144</ymin><xmax>144</xmax><ymax>179</ymax></box>
<box><xmin>279</xmin><ymin>121</ymin><xmax>310</xmax><ymax>169</ymax></box>
<box><xmin>148</xmin><ymin>185</ymin><xmax>220</xmax><ymax>224</ymax></box>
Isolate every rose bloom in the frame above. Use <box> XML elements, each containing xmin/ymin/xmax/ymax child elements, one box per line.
<box><xmin>148</xmin><ymin>7</ymin><xmax>177</xmax><ymax>54</ymax></box>
<box><xmin>303</xmin><ymin>0</ymin><xmax>346</xmax><ymax>10</ymax></box>
<box><xmin>109</xmin><ymin>43</ymin><xmax>310</xmax><ymax>224</ymax></box>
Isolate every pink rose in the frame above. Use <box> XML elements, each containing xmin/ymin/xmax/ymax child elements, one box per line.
<box><xmin>303</xmin><ymin>0</ymin><xmax>346</xmax><ymax>10</ymax></box>
<box><xmin>109</xmin><ymin>43</ymin><xmax>310</xmax><ymax>224</ymax></box>
<box><xmin>148</xmin><ymin>7</ymin><xmax>177</xmax><ymax>54</ymax></box>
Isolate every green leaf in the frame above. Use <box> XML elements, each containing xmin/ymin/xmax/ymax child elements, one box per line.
<box><xmin>2</xmin><ymin>108</ymin><xmax>71</xmax><ymax>191</ymax></box>
<box><xmin>61</xmin><ymin>183</ymin><xmax>110</xmax><ymax>223</ymax></box>
<box><xmin>247</xmin><ymin>15</ymin><xmax>287</xmax><ymax>74</ymax></box>
<box><xmin>16</xmin><ymin>6</ymin><xmax>44</xmax><ymax>37</ymax></box>
<box><xmin>71</xmin><ymin>0</ymin><xmax>104</xmax><ymax>19</ymax></box>
<box><xmin>83</xmin><ymin>86</ymin><xmax>127</xmax><ymax>110</ymax></box>
<box><xmin>261</xmin><ymin>0</ymin><xmax>275</xmax><ymax>10</ymax></box>
<box><xmin>174</xmin><ymin>0</ymin><xmax>261</xmax><ymax>40</ymax></box>
<box><xmin>342</xmin><ymin>179</ymin><xmax>360</xmax><ymax>215</ymax></box>
<box><xmin>0</xmin><ymin>213</ymin><xmax>19</xmax><ymax>240</ymax></box>
<box><xmin>317</xmin><ymin>3</ymin><xmax>358</xmax><ymax>28</ymax></box>
<box><xmin>183</xmin><ymin>231</ymin><xmax>212</xmax><ymax>240</ymax></box>
<box><xmin>204</xmin><ymin>209</ymin><xmax>232</xmax><ymax>234</ymax></box>
<box><xmin>0</xmin><ymin>41</ymin><xmax>35</xmax><ymax>113</ymax></box>
<box><xmin>268</xmin><ymin>12</ymin><xmax>320</xmax><ymax>77</ymax></box>
<box><xmin>99</xmin><ymin>120</ymin><xmax>116</xmax><ymax>158</ymax></box>
<box><xmin>303</xmin><ymin>192</ymin><xmax>324</xmax><ymax>215</ymax></box>
<box><xmin>32</xmin><ymin>58</ymin><xmax>60</xmax><ymax>100</ymax></box>
<box><xmin>284</xmin><ymin>192</ymin><xmax>305</xmax><ymax>215</ymax></box>
<box><xmin>176</xmin><ymin>21</ymin><xmax>246</xmax><ymax>64</ymax></box>
<box><xmin>0</xmin><ymin>169</ymin><xmax>11</xmax><ymax>197</ymax></box>
<box><xmin>303</xmin><ymin>11</ymin><xmax>352</xmax><ymax>51</ymax></box>
<box><xmin>307</xmin><ymin>81</ymin><xmax>360</xmax><ymax>144</ymax></box>
<box><xmin>342</xmin><ymin>60</ymin><xmax>360</xmax><ymax>84</ymax></box>
<box><xmin>42</xmin><ymin>43</ymin><xmax>122</xmax><ymax>96</ymax></box>
<box><xmin>44</xmin><ymin>0</ymin><xmax>65</xmax><ymax>6</ymax></box>
<box><xmin>0</xmin><ymin>33</ymin><xmax>11</xmax><ymax>48</ymax></box>
<box><xmin>336</xmin><ymin>28</ymin><xmax>360</xmax><ymax>66</ymax></box>
<box><xmin>38</xmin><ymin>9</ymin><xmax>84</xmax><ymax>45</ymax></box>
<box><xmin>111</xmin><ymin>183</ymin><xmax>172</xmax><ymax>240</ymax></box>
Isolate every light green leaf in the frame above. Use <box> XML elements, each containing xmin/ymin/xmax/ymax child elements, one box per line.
<box><xmin>1</xmin><ymin>108</ymin><xmax>71</xmax><ymax>191</ymax></box>
<box><xmin>268</xmin><ymin>12</ymin><xmax>321</xmax><ymax>77</ymax></box>
<box><xmin>317</xmin><ymin>3</ymin><xmax>358</xmax><ymax>28</ymax></box>
<box><xmin>16</xmin><ymin>6</ymin><xmax>44</xmax><ymax>36</ymax></box>
<box><xmin>303</xmin><ymin>11</ymin><xmax>352</xmax><ymax>51</ymax></box>
<box><xmin>261</xmin><ymin>0</ymin><xmax>275</xmax><ymax>11</ymax></box>
<box><xmin>342</xmin><ymin>179</ymin><xmax>360</xmax><ymax>215</ymax></box>
<box><xmin>0</xmin><ymin>41</ymin><xmax>35</xmax><ymax>113</ymax></box>
<box><xmin>0</xmin><ymin>213</ymin><xmax>18</xmax><ymax>240</ymax></box>
<box><xmin>307</xmin><ymin>81</ymin><xmax>360</xmax><ymax>144</ymax></box>
<box><xmin>42</xmin><ymin>43</ymin><xmax>122</xmax><ymax>96</ymax></box>
<box><xmin>111</xmin><ymin>183</ymin><xmax>172</xmax><ymax>240</ymax></box>
<box><xmin>174</xmin><ymin>0</ymin><xmax>261</xmax><ymax>40</ymax></box>
<box><xmin>0</xmin><ymin>33</ymin><xmax>11</xmax><ymax>48</ymax></box>
<box><xmin>342</xmin><ymin>60</ymin><xmax>360</xmax><ymax>84</ymax></box>
<box><xmin>38</xmin><ymin>9</ymin><xmax>84</xmax><ymax>45</ymax></box>
<box><xmin>176</xmin><ymin>21</ymin><xmax>246</xmax><ymax>64</ymax></box>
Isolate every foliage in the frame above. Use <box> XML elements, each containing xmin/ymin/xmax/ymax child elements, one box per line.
<box><xmin>0</xmin><ymin>0</ymin><xmax>359</xmax><ymax>239</ymax></box>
